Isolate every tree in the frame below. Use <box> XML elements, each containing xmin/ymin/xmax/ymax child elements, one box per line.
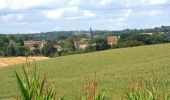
<box><xmin>16</xmin><ymin>46</ymin><xmax>30</xmax><ymax>56</ymax></box>
<box><xmin>41</xmin><ymin>43</ymin><xmax>57</xmax><ymax>57</ymax></box>
<box><xmin>85</xmin><ymin>45</ymin><xmax>95</xmax><ymax>52</ymax></box>
<box><xmin>15</xmin><ymin>38</ymin><xmax>24</xmax><ymax>46</ymax></box>
<box><xmin>95</xmin><ymin>37</ymin><xmax>110</xmax><ymax>51</ymax></box>
<box><xmin>4</xmin><ymin>45</ymin><xmax>17</xmax><ymax>56</ymax></box>
<box><xmin>61</xmin><ymin>38</ymin><xmax>76</xmax><ymax>52</ymax></box>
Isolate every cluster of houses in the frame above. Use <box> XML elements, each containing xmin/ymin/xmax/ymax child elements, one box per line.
<box><xmin>23</xmin><ymin>36</ymin><xmax>120</xmax><ymax>50</ymax></box>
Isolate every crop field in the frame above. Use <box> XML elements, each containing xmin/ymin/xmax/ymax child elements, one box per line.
<box><xmin>0</xmin><ymin>56</ymin><xmax>49</xmax><ymax>67</ymax></box>
<box><xmin>0</xmin><ymin>43</ymin><xmax>170</xmax><ymax>99</ymax></box>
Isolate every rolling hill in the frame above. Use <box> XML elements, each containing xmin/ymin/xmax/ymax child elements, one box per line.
<box><xmin>0</xmin><ymin>43</ymin><xmax>170</xmax><ymax>99</ymax></box>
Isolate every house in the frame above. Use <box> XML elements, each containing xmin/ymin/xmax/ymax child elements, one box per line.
<box><xmin>107</xmin><ymin>36</ymin><xmax>120</xmax><ymax>45</ymax></box>
<box><xmin>74</xmin><ymin>40</ymin><xmax>90</xmax><ymax>49</ymax></box>
<box><xmin>24</xmin><ymin>40</ymin><xmax>46</xmax><ymax>50</ymax></box>
<box><xmin>53</xmin><ymin>42</ymin><xmax>62</xmax><ymax>51</ymax></box>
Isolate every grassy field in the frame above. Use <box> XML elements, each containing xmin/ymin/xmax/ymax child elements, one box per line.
<box><xmin>0</xmin><ymin>43</ymin><xmax>170</xmax><ymax>99</ymax></box>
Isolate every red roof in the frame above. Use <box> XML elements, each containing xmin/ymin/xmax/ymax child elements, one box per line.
<box><xmin>107</xmin><ymin>36</ymin><xmax>118</xmax><ymax>45</ymax></box>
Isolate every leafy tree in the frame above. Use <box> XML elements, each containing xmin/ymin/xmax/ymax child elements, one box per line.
<box><xmin>61</xmin><ymin>38</ymin><xmax>76</xmax><ymax>52</ymax></box>
<box><xmin>15</xmin><ymin>38</ymin><xmax>24</xmax><ymax>46</ymax></box>
<box><xmin>41</xmin><ymin>42</ymin><xmax>57</xmax><ymax>57</ymax></box>
<box><xmin>85</xmin><ymin>45</ymin><xmax>95</xmax><ymax>52</ymax></box>
<box><xmin>16</xmin><ymin>46</ymin><xmax>30</xmax><ymax>56</ymax></box>
<box><xmin>95</xmin><ymin>37</ymin><xmax>110</xmax><ymax>51</ymax></box>
<box><xmin>4</xmin><ymin>45</ymin><xmax>17</xmax><ymax>56</ymax></box>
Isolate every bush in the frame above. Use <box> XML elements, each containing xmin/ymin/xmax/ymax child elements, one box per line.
<box><xmin>111</xmin><ymin>40</ymin><xmax>144</xmax><ymax>49</ymax></box>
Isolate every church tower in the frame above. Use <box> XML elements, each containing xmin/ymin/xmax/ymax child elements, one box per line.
<box><xmin>90</xmin><ymin>27</ymin><xmax>94</xmax><ymax>41</ymax></box>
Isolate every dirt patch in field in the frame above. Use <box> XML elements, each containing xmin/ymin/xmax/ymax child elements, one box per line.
<box><xmin>0</xmin><ymin>56</ymin><xmax>49</xmax><ymax>67</ymax></box>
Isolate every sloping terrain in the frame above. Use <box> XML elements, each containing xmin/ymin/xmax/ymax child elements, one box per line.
<box><xmin>0</xmin><ymin>44</ymin><xmax>170</xmax><ymax>99</ymax></box>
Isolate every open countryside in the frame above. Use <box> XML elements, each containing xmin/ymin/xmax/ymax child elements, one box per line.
<box><xmin>1</xmin><ymin>0</ymin><xmax>170</xmax><ymax>99</ymax></box>
<box><xmin>0</xmin><ymin>43</ymin><xmax>170</xmax><ymax>99</ymax></box>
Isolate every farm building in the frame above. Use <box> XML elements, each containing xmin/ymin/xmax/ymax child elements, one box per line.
<box><xmin>107</xmin><ymin>36</ymin><xmax>120</xmax><ymax>45</ymax></box>
<box><xmin>74</xmin><ymin>40</ymin><xmax>90</xmax><ymax>49</ymax></box>
<box><xmin>53</xmin><ymin>42</ymin><xmax>62</xmax><ymax>51</ymax></box>
<box><xmin>24</xmin><ymin>40</ymin><xmax>46</xmax><ymax>50</ymax></box>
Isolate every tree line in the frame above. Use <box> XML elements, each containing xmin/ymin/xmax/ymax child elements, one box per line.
<box><xmin>1</xmin><ymin>26</ymin><xmax>170</xmax><ymax>57</ymax></box>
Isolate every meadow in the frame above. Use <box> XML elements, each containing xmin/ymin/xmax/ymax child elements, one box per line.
<box><xmin>0</xmin><ymin>43</ymin><xmax>170</xmax><ymax>99</ymax></box>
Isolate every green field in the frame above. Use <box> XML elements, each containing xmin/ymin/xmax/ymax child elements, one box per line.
<box><xmin>0</xmin><ymin>43</ymin><xmax>170</xmax><ymax>99</ymax></box>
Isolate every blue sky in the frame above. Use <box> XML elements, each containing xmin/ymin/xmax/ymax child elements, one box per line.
<box><xmin>0</xmin><ymin>0</ymin><xmax>170</xmax><ymax>33</ymax></box>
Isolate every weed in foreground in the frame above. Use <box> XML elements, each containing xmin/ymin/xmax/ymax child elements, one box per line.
<box><xmin>122</xmin><ymin>77</ymin><xmax>170</xmax><ymax>100</ymax></box>
<box><xmin>15</xmin><ymin>59</ymin><xmax>56</xmax><ymax>100</ymax></box>
<box><xmin>81</xmin><ymin>73</ymin><xmax>106</xmax><ymax>100</ymax></box>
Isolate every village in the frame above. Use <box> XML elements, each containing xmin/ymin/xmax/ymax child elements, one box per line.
<box><xmin>23</xmin><ymin>35</ymin><xmax>120</xmax><ymax>51</ymax></box>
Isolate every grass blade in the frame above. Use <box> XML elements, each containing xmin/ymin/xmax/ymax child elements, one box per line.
<box><xmin>15</xmin><ymin>71</ymin><xmax>30</xmax><ymax>100</ymax></box>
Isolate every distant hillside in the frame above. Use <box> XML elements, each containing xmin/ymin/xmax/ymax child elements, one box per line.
<box><xmin>1</xmin><ymin>25</ymin><xmax>170</xmax><ymax>40</ymax></box>
<box><xmin>0</xmin><ymin>43</ymin><xmax>170</xmax><ymax>99</ymax></box>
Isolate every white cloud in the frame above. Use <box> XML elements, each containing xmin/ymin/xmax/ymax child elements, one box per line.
<box><xmin>67</xmin><ymin>6</ymin><xmax>79</xmax><ymax>12</ymax></box>
<box><xmin>123</xmin><ymin>9</ymin><xmax>132</xmax><ymax>17</ymax></box>
<box><xmin>8</xmin><ymin>0</ymin><xmax>54</xmax><ymax>9</ymax></box>
<box><xmin>16</xmin><ymin>14</ymin><xmax>25</xmax><ymax>21</ymax></box>
<box><xmin>83</xmin><ymin>10</ymin><xmax>95</xmax><ymax>17</ymax></box>
<box><xmin>26</xmin><ymin>30</ymin><xmax>40</xmax><ymax>34</ymax></box>
<box><xmin>68</xmin><ymin>0</ymin><xmax>80</xmax><ymax>6</ymax></box>
<box><xmin>113</xmin><ymin>9</ymin><xmax>132</xmax><ymax>26</ymax></box>
<box><xmin>54</xmin><ymin>25</ymin><xmax>62</xmax><ymax>30</ymax></box>
<box><xmin>140</xmin><ymin>0</ymin><xmax>168</xmax><ymax>5</ymax></box>
<box><xmin>2</xmin><ymin>14</ymin><xmax>24</xmax><ymax>22</ymax></box>
<box><xmin>148</xmin><ymin>10</ymin><xmax>162</xmax><ymax>16</ymax></box>
<box><xmin>99</xmin><ymin>0</ymin><xmax>112</xmax><ymax>5</ymax></box>
<box><xmin>115</xmin><ymin>18</ymin><xmax>126</xmax><ymax>23</ymax></box>
<box><xmin>45</xmin><ymin>9</ymin><xmax>64</xmax><ymax>19</ymax></box>
<box><xmin>149</xmin><ymin>0</ymin><xmax>168</xmax><ymax>5</ymax></box>
<box><xmin>66</xmin><ymin>10</ymin><xmax>95</xmax><ymax>20</ymax></box>
<box><xmin>0</xmin><ymin>0</ymin><xmax>7</xmax><ymax>9</ymax></box>
<box><xmin>44</xmin><ymin>6</ymin><xmax>79</xmax><ymax>20</ymax></box>
<box><xmin>2</xmin><ymin>14</ymin><xmax>11</xmax><ymax>22</ymax></box>
<box><xmin>142</xmin><ymin>10</ymin><xmax>162</xmax><ymax>17</ymax></box>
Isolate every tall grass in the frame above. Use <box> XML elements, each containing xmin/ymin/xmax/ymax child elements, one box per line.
<box><xmin>122</xmin><ymin>76</ymin><xmax>170</xmax><ymax>100</ymax></box>
<box><xmin>81</xmin><ymin>73</ymin><xmax>106</xmax><ymax>100</ymax></box>
<box><xmin>15</xmin><ymin>60</ymin><xmax>56</xmax><ymax>100</ymax></box>
<box><xmin>15</xmin><ymin>62</ymin><xmax>170</xmax><ymax>100</ymax></box>
<box><xmin>15</xmin><ymin>63</ymin><xmax>170</xmax><ymax>100</ymax></box>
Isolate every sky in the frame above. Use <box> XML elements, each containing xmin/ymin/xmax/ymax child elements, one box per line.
<box><xmin>0</xmin><ymin>0</ymin><xmax>170</xmax><ymax>33</ymax></box>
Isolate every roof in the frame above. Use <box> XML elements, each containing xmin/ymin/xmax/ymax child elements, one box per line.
<box><xmin>24</xmin><ymin>40</ymin><xmax>46</xmax><ymax>48</ymax></box>
<box><xmin>107</xmin><ymin>36</ymin><xmax>119</xmax><ymax>44</ymax></box>
<box><xmin>75</xmin><ymin>40</ymin><xmax>89</xmax><ymax>45</ymax></box>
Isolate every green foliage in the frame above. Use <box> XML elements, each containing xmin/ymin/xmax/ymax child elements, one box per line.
<box><xmin>0</xmin><ymin>35</ymin><xmax>30</xmax><ymax>57</ymax></box>
<box><xmin>15</xmin><ymin>38</ymin><xmax>24</xmax><ymax>46</ymax></box>
<box><xmin>41</xmin><ymin>42</ymin><xmax>57</xmax><ymax>57</ymax></box>
<box><xmin>5</xmin><ymin>45</ymin><xmax>17</xmax><ymax>56</ymax></box>
<box><xmin>120</xmin><ymin>33</ymin><xmax>170</xmax><ymax>45</ymax></box>
<box><xmin>61</xmin><ymin>38</ymin><xmax>76</xmax><ymax>52</ymax></box>
<box><xmin>85</xmin><ymin>45</ymin><xmax>95</xmax><ymax>52</ymax></box>
<box><xmin>95</xmin><ymin>37</ymin><xmax>110</xmax><ymax>51</ymax></box>
<box><xmin>112</xmin><ymin>40</ymin><xmax>144</xmax><ymax>49</ymax></box>
<box><xmin>16</xmin><ymin>46</ymin><xmax>30</xmax><ymax>56</ymax></box>
<box><xmin>15</xmin><ymin>62</ymin><xmax>56</xmax><ymax>100</ymax></box>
